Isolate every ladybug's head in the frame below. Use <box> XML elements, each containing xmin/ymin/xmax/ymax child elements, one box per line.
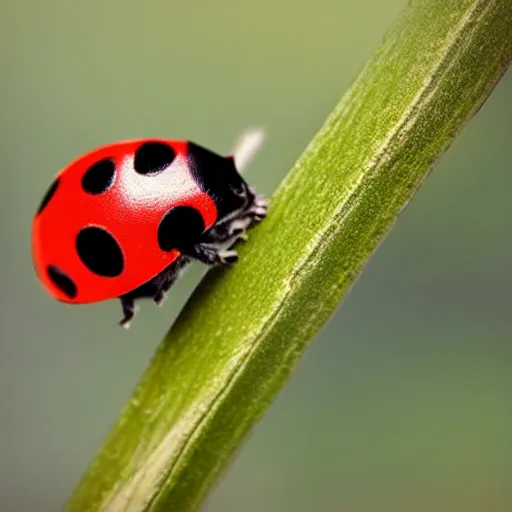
<box><xmin>187</xmin><ymin>142</ymin><xmax>252</xmax><ymax>223</ymax></box>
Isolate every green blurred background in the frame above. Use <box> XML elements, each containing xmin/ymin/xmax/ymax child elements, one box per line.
<box><xmin>2</xmin><ymin>0</ymin><xmax>511</xmax><ymax>510</ymax></box>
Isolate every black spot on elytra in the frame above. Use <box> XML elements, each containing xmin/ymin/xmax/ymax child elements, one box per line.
<box><xmin>47</xmin><ymin>265</ymin><xmax>77</xmax><ymax>299</ymax></box>
<box><xmin>157</xmin><ymin>206</ymin><xmax>205</xmax><ymax>252</ymax></box>
<box><xmin>82</xmin><ymin>158</ymin><xmax>115</xmax><ymax>194</ymax></box>
<box><xmin>76</xmin><ymin>227</ymin><xmax>124</xmax><ymax>277</ymax></box>
<box><xmin>134</xmin><ymin>141</ymin><xmax>176</xmax><ymax>175</ymax></box>
<box><xmin>37</xmin><ymin>178</ymin><xmax>60</xmax><ymax>215</ymax></box>
<box><xmin>187</xmin><ymin>142</ymin><xmax>247</xmax><ymax>219</ymax></box>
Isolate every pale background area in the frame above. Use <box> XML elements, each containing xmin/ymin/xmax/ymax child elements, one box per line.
<box><xmin>1</xmin><ymin>1</ymin><xmax>511</xmax><ymax>510</ymax></box>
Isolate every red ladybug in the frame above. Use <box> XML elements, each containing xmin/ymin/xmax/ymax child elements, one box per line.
<box><xmin>32</xmin><ymin>134</ymin><xmax>267</xmax><ymax>327</ymax></box>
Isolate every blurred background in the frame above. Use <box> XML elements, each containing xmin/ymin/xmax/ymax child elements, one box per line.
<box><xmin>1</xmin><ymin>0</ymin><xmax>511</xmax><ymax>510</ymax></box>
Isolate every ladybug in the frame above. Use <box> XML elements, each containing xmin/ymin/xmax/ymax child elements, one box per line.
<box><xmin>32</xmin><ymin>133</ymin><xmax>267</xmax><ymax>327</ymax></box>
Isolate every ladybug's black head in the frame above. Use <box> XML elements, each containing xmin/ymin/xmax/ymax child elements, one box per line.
<box><xmin>187</xmin><ymin>142</ymin><xmax>251</xmax><ymax>222</ymax></box>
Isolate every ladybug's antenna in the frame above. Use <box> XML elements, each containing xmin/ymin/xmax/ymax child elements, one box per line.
<box><xmin>232</xmin><ymin>128</ymin><xmax>265</xmax><ymax>174</ymax></box>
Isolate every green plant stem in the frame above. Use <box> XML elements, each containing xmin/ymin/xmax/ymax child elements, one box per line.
<box><xmin>68</xmin><ymin>1</ymin><xmax>512</xmax><ymax>510</ymax></box>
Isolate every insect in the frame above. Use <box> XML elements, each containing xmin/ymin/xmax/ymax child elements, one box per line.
<box><xmin>31</xmin><ymin>130</ymin><xmax>267</xmax><ymax>328</ymax></box>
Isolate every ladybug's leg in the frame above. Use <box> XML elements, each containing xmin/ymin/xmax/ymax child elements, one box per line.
<box><xmin>202</xmin><ymin>193</ymin><xmax>268</xmax><ymax>247</ymax></box>
<box><xmin>182</xmin><ymin>244</ymin><xmax>239</xmax><ymax>266</ymax></box>
<box><xmin>153</xmin><ymin>289</ymin><xmax>166</xmax><ymax>307</ymax></box>
<box><xmin>244</xmin><ymin>189</ymin><xmax>268</xmax><ymax>223</ymax></box>
<box><xmin>152</xmin><ymin>255</ymin><xmax>192</xmax><ymax>306</ymax></box>
<box><xmin>119</xmin><ymin>296</ymin><xmax>137</xmax><ymax>328</ymax></box>
<box><xmin>201</xmin><ymin>218</ymin><xmax>250</xmax><ymax>245</ymax></box>
<box><xmin>220</xmin><ymin>190</ymin><xmax>268</xmax><ymax>235</ymax></box>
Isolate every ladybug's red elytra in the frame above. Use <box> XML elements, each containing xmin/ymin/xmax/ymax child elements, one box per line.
<box><xmin>32</xmin><ymin>133</ymin><xmax>268</xmax><ymax>327</ymax></box>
